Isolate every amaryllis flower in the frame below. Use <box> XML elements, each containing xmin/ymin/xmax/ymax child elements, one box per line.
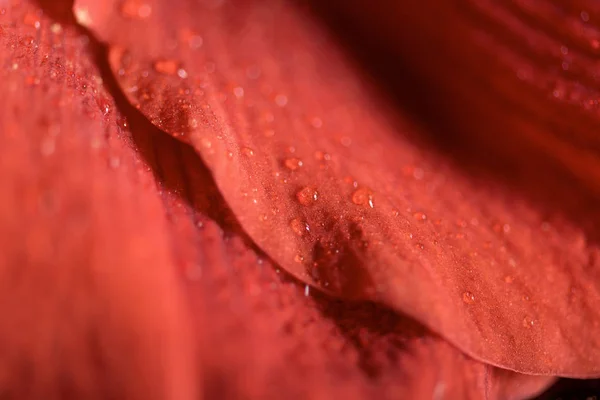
<box><xmin>1</xmin><ymin>0</ymin><xmax>599</xmax><ymax>398</ymax></box>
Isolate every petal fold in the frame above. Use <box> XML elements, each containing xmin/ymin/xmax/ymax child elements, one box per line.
<box><xmin>75</xmin><ymin>0</ymin><xmax>600</xmax><ymax>376</ymax></box>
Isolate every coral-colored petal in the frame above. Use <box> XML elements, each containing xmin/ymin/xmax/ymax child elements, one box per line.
<box><xmin>0</xmin><ymin>3</ymin><xmax>198</xmax><ymax>398</ymax></box>
<box><xmin>141</xmin><ymin>116</ymin><xmax>555</xmax><ymax>400</ymax></box>
<box><xmin>76</xmin><ymin>0</ymin><xmax>600</xmax><ymax>376</ymax></box>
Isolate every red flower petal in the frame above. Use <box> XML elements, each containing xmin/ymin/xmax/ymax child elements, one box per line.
<box><xmin>76</xmin><ymin>0</ymin><xmax>600</xmax><ymax>377</ymax></box>
<box><xmin>322</xmin><ymin>0</ymin><xmax>600</xmax><ymax>196</ymax></box>
<box><xmin>138</xmin><ymin>90</ymin><xmax>556</xmax><ymax>400</ymax></box>
<box><xmin>0</xmin><ymin>5</ymin><xmax>198</xmax><ymax>398</ymax></box>
<box><xmin>1</xmin><ymin>1</ymin><xmax>557</xmax><ymax>397</ymax></box>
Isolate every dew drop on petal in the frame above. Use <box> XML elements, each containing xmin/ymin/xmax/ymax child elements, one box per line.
<box><xmin>296</xmin><ymin>186</ymin><xmax>318</xmax><ymax>206</ymax></box>
<box><xmin>289</xmin><ymin>217</ymin><xmax>310</xmax><ymax>236</ymax></box>
<box><xmin>177</xmin><ymin>68</ymin><xmax>188</xmax><ymax>79</ymax></box>
<box><xmin>413</xmin><ymin>211</ymin><xmax>427</xmax><ymax>221</ymax></box>
<box><xmin>310</xmin><ymin>117</ymin><xmax>322</xmax><ymax>129</ymax></box>
<box><xmin>283</xmin><ymin>157</ymin><xmax>303</xmax><ymax>171</ymax></box>
<box><xmin>153</xmin><ymin>59</ymin><xmax>180</xmax><ymax>75</ymax></box>
<box><xmin>275</xmin><ymin>94</ymin><xmax>288</xmax><ymax>107</ymax></box>
<box><xmin>23</xmin><ymin>12</ymin><xmax>41</xmax><ymax>29</ymax></box>
<box><xmin>200</xmin><ymin>138</ymin><xmax>212</xmax><ymax>149</ymax></box>
<box><xmin>462</xmin><ymin>291</ymin><xmax>475</xmax><ymax>304</ymax></box>
<box><xmin>120</xmin><ymin>0</ymin><xmax>152</xmax><ymax>19</ymax></box>
<box><xmin>304</xmin><ymin>285</ymin><xmax>310</xmax><ymax>296</ymax></box>
<box><xmin>340</xmin><ymin>136</ymin><xmax>352</xmax><ymax>147</ymax></box>
<box><xmin>179</xmin><ymin>28</ymin><xmax>203</xmax><ymax>49</ymax></box>
<box><xmin>74</xmin><ymin>5</ymin><xmax>92</xmax><ymax>27</ymax></box>
<box><xmin>522</xmin><ymin>316</ymin><xmax>535</xmax><ymax>329</ymax></box>
<box><xmin>351</xmin><ymin>187</ymin><xmax>374</xmax><ymax>208</ymax></box>
<box><xmin>233</xmin><ymin>86</ymin><xmax>244</xmax><ymax>98</ymax></box>
<box><xmin>294</xmin><ymin>254</ymin><xmax>304</xmax><ymax>263</ymax></box>
<box><xmin>241</xmin><ymin>147</ymin><xmax>255</xmax><ymax>157</ymax></box>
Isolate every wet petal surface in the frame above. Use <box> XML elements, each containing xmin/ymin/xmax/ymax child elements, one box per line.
<box><xmin>0</xmin><ymin>3</ymin><xmax>198</xmax><ymax>398</ymax></box>
<box><xmin>76</xmin><ymin>0</ymin><xmax>600</xmax><ymax>377</ymax></box>
<box><xmin>0</xmin><ymin>1</ymin><xmax>556</xmax><ymax>398</ymax></box>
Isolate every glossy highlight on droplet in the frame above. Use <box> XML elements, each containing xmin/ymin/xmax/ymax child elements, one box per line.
<box><xmin>289</xmin><ymin>217</ymin><xmax>310</xmax><ymax>237</ymax></box>
<box><xmin>283</xmin><ymin>157</ymin><xmax>303</xmax><ymax>171</ymax></box>
<box><xmin>462</xmin><ymin>291</ymin><xmax>475</xmax><ymax>304</ymax></box>
<box><xmin>120</xmin><ymin>0</ymin><xmax>152</xmax><ymax>20</ymax></box>
<box><xmin>351</xmin><ymin>187</ymin><xmax>374</xmax><ymax>208</ymax></box>
<box><xmin>296</xmin><ymin>186</ymin><xmax>318</xmax><ymax>206</ymax></box>
<box><xmin>153</xmin><ymin>59</ymin><xmax>180</xmax><ymax>75</ymax></box>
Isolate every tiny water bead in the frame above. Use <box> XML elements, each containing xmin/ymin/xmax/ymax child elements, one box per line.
<box><xmin>74</xmin><ymin>5</ymin><xmax>92</xmax><ymax>27</ymax></box>
<box><xmin>283</xmin><ymin>157</ymin><xmax>303</xmax><ymax>171</ymax></box>
<box><xmin>153</xmin><ymin>59</ymin><xmax>180</xmax><ymax>75</ymax></box>
<box><xmin>462</xmin><ymin>291</ymin><xmax>475</xmax><ymax>304</ymax></box>
<box><xmin>23</xmin><ymin>12</ymin><xmax>41</xmax><ymax>29</ymax></box>
<box><xmin>120</xmin><ymin>0</ymin><xmax>152</xmax><ymax>20</ymax></box>
<box><xmin>289</xmin><ymin>217</ymin><xmax>310</xmax><ymax>237</ymax></box>
<box><xmin>413</xmin><ymin>211</ymin><xmax>427</xmax><ymax>221</ymax></box>
<box><xmin>294</xmin><ymin>254</ymin><xmax>304</xmax><ymax>263</ymax></box>
<box><xmin>241</xmin><ymin>147</ymin><xmax>255</xmax><ymax>157</ymax></box>
<box><xmin>351</xmin><ymin>187</ymin><xmax>374</xmax><ymax>208</ymax></box>
<box><xmin>296</xmin><ymin>186</ymin><xmax>318</xmax><ymax>206</ymax></box>
<box><xmin>522</xmin><ymin>316</ymin><xmax>535</xmax><ymax>329</ymax></box>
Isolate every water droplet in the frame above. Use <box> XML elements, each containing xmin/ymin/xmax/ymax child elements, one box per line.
<box><xmin>296</xmin><ymin>186</ymin><xmax>318</xmax><ymax>206</ymax></box>
<box><xmin>259</xmin><ymin>214</ymin><xmax>268</xmax><ymax>222</ymax></box>
<box><xmin>74</xmin><ymin>5</ymin><xmax>92</xmax><ymax>27</ymax></box>
<box><xmin>275</xmin><ymin>94</ymin><xmax>288</xmax><ymax>107</ymax></box>
<box><xmin>294</xmin><ymin>254</ymin><xmax>304</xmax><ymax>263</ymax></box>
<box><xmin>314</xmin><ymin>151</ymin><xmax>331</xmax><ymax>161</ymax></box>
<box><xmin>25</xmin><ymin>76</ymin><xmax>40</xmax><ymax>86</ymax></box>
<box><xmin>462</xmin><ymin>291</ymin><xmax>475</xmax><ymax>304</ymax></box>
<box><xmin>413</xmin><ymin>211</ymin><xmax>427</xmax><ymax>221</ymax></box>
<box><xmin>522</xmin><ymin>294</ymin><xmax>530</xmax><ymax>301</ymax></box>
<box><xmin>231</xmin><ymin>86</ymin><xmax>244</xmax><ymax>98</ymax></box>
<box><xmin>310</xmin><ymin>117</ymin><xmax>322</xmax><ymax>129</ymax></box>
<box><xmin>179</xmin><ymin>28</ymin><xmax>203</xmax><ymax>49</ymax></box>
<box><xmin>304</xmin><ymin>285</ymin><xmax>310</xmax><ymax>296</ymax></box>
<box><xmin>351</xmin><ymin>187</ymin><xmax>374</xmax><ymax>208</ymax></box>
<box><xmin>153</xmin><ymin>59</ymin><xmax>180</xmax><ymax>75</ymax></box>
<box><xmin>23</xmin><ymin>13</ymin><xmax>41</xmax><ymax>29</ymax></box>
<box><xmin>391</xmin><ymin>209</ymin><xmax>399</xmax><ymax>217</ymax></box>
<box><xmin>289</xmin><ymin>217</ymin><xmax>310</xmax><ymax>236</ymax></box>
<box><xmin>200</xmin><ymin>138</ymin><xmax>212</xmax><ymax>149</ymax></box>
<box><xmin>120</xmin><ymin>0</ymin><xmax>152</xmax><ymax>19</ymax></box>
<box><xmin>522</xmin><ymin>316</ymin><xmax>535</xmax><ymax>328</ymax></box>
<box><xmin>241</xmin><ymin>147</ymin><xmax>255</xmax><ymax>157</ymax></box>
<box><xmin>50</xmin><ymin>22</ymin><xmax>62</xmax><ymax>34</ymax></box>
<box><xmin>284</xmin><ymin>157</ymin><xmax>303</xmax><ymax>171</ymax></box>
<box><xmin>177</xmin><ymin>68</ymin><xmax>188</xmax><ymax>79</ymax></box>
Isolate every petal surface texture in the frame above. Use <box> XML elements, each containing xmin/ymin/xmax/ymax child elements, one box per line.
<box><xmin>75</xmin><ymin>0</ymin><xmax>600</xmax><ymax>377</ymax></box>
<box><xmin>0</xmin><ymin>2</ymin><xmax>556</xmax><ymax>398</ymax></box>
<box><xmin>0</xmin><ymin>3</ymin><xmax>199</xmax><ymax>398</ymax></box>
